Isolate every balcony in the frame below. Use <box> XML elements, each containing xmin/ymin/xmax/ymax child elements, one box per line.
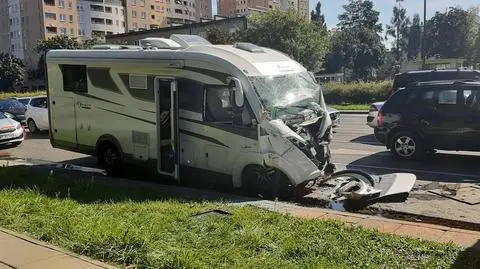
<box><xmin>90</xmin><ymin>5</ymin><xmax>104</xmax><ymax>12</ymax></box>
<box><xmin>46</xmin><ymin>26</ymin><xmax>57</xmax><ymax>33</ymax></box>
<box><xmin>91</xmin><ymin>18</ymin><xmax>105</xmax><ymax>24</ymax></box>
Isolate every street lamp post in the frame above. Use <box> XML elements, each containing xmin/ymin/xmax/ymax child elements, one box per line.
<box><xmin>422</xmin><ymin>0</ymin><xmax>426</xmax><ymax>69</ymax></box>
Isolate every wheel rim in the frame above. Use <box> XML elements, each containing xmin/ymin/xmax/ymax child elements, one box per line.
<box><xmin>28</xmin><ymin>120</ymin><xmax>36</xmax><ymax>132</ymax></box>
<box><xmin>104</xmin><ymin>148</ymin><xmax>118</xmax><ymax>168</ymax></box>
<box><xmin>253</xmin><ymin>167</ymin><xmax>276</xmax><ymax>187</ymax></box>
<box><xmin>394</xmin><ymin>136</ymin><xmax>416</xmax><ymax>157</ymax></box>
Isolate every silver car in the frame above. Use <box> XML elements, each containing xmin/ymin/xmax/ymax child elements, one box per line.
<box><xmin>327</xmin><ymin>106</ymin><xmax>340</xmax><ymax>127</ymax></box>
<box><xmin>0</xmin><ymin>112</ymin><xmax>24</xmax><ymax>147</ymax></box>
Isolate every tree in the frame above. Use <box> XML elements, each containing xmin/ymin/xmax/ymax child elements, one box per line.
<box><xmin>0</xmin><ymin>53</ymin><xmax>25</xmax><ymax>90</ymax></box>
<box><xmin>334</xmin><ymin>0</ymin><xmax>386</xmax><ymax>81</ymax></box>
<box><xmin>203</xmin><ymin>26</ymin><xmax>239</xmax><ymax>44</ymax></box>
<box><xmin>34</xmin><ymin>35</ymin><xmax>96</xmax><ymax>78</ymax></box>
<box><xmin>243</xmin><ymin>10</ymin><xmax>330</xmax><ymax>72</ymax></box>
<box><xmin>311</xmin><ymin>1</ymin><xmax>327</xmax><ymax>32</ymax></box>
<box><xmin>407</xmin><ymin>13</ymin><xmax>422</xmax><ymax>60</ymax></box>
<box><xmin>386</xmin><ymin>0</ymin><xmax>410</xmax><ymax>63</ymax></box>
<box><xmin>466</xmin><ymin>7</ymin><xmax>480</xmax><ymax>65</ymax></box>
<box><xmin>425</xmin><ymin>7</ymin><xmax>469</xmax><ymax>59</ymax></box>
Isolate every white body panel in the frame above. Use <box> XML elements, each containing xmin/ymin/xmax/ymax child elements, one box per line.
<box><xmin>25</xmin><ymin>96</ymin><xmax>49</xmax><ymax>131</ymax></box>
<box><xmin>46</xmin><ymin>39</ymin><xmax>329</xmax><ymax>188</ymax></box>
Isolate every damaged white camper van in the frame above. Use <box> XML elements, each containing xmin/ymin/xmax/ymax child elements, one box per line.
<box><xmin>46</xmin><ymin>34</ymin><xmax>415</xmax><ymax>199</ymax></box>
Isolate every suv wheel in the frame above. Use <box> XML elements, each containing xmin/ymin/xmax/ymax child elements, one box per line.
<box><xmin>390</xmin><ymin>131</ymin><xmax>424</xmax><ymax>160</ymax></box>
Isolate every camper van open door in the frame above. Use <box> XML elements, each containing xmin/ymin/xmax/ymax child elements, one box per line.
<box><xmin>155</xmin><ymin>78</ymin><xmax>180</xmax><ymax>181</ymax></box>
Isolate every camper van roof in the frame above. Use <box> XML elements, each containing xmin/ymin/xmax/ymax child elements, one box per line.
<box><xmin>46</xmin><ymin>37</ymin><xmax>306</xmax><ymax>77</ymax></box>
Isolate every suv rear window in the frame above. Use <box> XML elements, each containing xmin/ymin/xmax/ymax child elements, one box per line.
<box><xmin>381</xmin><ymin>89</ymin><xmax>408</xmax><ymax>113</ymax></box>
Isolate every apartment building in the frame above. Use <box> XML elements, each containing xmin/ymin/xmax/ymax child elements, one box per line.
<box><xmin>0</xmin><ymin>0</ymin><xmax>79</xmax><ymax>68</ymax></box>
<box><xmin>77</xmin><ymin>0</ymin><xmax>126</xmax><ymax>41</ymax></box>
<box><xmin>217</xmin><ymin>0</ymin><xmax>308</xmax><ymax>20</ymax></box>
<box><xmin>125</xmin><ymin>0</ymin><xmax>167</xmax><ymax>32</ymax></box>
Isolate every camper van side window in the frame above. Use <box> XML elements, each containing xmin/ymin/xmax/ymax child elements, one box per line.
<box><xmin>205</xmin><ymin>86</ymin><xmax>234</xmax><ymax>122</ymax></box>
<box><xmin>61</xmin><ymin>65</ymin><xmax>87</xmax><ymax>93</ymax></box>
<box><xmin>177</xmin><ymin>79</ymin><xmax>204</xmax><ymax>113</ymax></box>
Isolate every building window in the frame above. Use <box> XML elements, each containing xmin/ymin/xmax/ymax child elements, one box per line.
<box><xmin>174</xmin><ymin>9</ymin><xmax>182</xmax><ymax>14</ymax></box>
<box><xmin>106</xmin><ymin>19</ymin><xmax>113</xmax><ymax>25</ymax></box>
<box><xmin>115</xmin><ymin>8</ymin><xmax>118</xmax><ymax>14</ymax></box>
<box><xmin>70</xmin><ymin>28</ymin><xmax>74</xmax><ymax>35</ymax></box>
<box><xmin>139</xmin><ymin>0</ymin><xmax>145</xmax><ymax>7</ymax></box>
<box><xmin>45</xmin><ymin>12</ymin><xmax>57</xmax><ymax>20</ymax></box>
<box><xmin>133</xmin><ymin>22</ymin><xmax>138</xmax><ymax>28</ymax></box>
<box><xmin>141</xmin><ymin>11</ymin><xmax>145</xmax><ymax>19</ymax></box>
<box><xmin>105</xmin><ymin>6</ymin><xmax>112</xmax><ymax>13</ymax></box>
<box><xmin>151</xmin><ymin>5</ymin><xmax>154</xmax><ymax>10</ymax></box>
<box><xmin>68</xmin><ymin>1</ymin><xmax>72</xmax><ymax>9</ymax></box>
<box><xmin>151</xmin><ymin>14</ymin><xmax>155</xmax><ymax>19</ymax></box>
<box><xmin>69</xmin><ymin>15</ymin><xmax>73</xmax><ymax>22</ymax></box>
<box><xmin>132</xmin><ymin>10</ymin><xmax>137</xmax><ymax>18</ymax></box>
<box><xmin>60</xmin><ymin>27</ymin><xmax>67</xmax><ymax>34</ymax></box>
<box><xmin>59</xmin><ymin>14</ymin><xmax>66</xmax><ymax>21</ymax></box>
<box><xmin>58</xmin><ymin>0</ymin><xmax>64</xmax><ymax>8</ymax></box>
<box><xmin>61</xmin><ymin>65</ymin><xmax>88</xmax><ymax>93</ymax></box>
<box><xmin>116</xmin><ymin>20</ymin><xmax>119</xmax><ymax>26</ymax></box>
<box><xmin>131</xmin><ymin>0</ymin><xmax>136</xmax><ymax>5</ymax></box>
<box><xmin>78</xmin><ymin>29</ymin><xmax>82</xmax><ymax>36</ymax></box>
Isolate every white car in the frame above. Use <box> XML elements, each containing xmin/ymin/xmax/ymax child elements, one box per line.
<box><xmin>367</xmin><ymin>101</ymin><xmax>384</xmax><ymax>128</ymax></box>
<box><xmin>24</xmin><ymin>96</ymin><xmax>49</xmax><ymax>133</ymax></box>
<box><xmin>0</xmin><ymin>112</ymin><xmax>24</xmax><ymax>146</ymax></box>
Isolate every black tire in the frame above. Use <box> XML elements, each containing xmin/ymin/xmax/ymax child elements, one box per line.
<box><xmin>241</xmin><ymin>165</ymin><xmax>293</xmax><ymax>200</ymax></box>
<box><xmin>11</xmin><ymin>141</ymin><xmax>22</xmax><ymax>147</ymax></box>
<box><xmin>98</xmin><ymin>143</ymin><xmax>122</xmax><ymax>177</ymax></box>
<box><xmin>389</xmin><ymin>131</ymin><xmax>424</xmax><ymax>160</ymax></box>
<box><xmin>27</xmin><ymin>119</ymin><xmax>38</xmax><ymax>133</ymax></box>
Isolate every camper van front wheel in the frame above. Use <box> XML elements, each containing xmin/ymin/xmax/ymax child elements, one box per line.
<box><xmin>241</xmin><ymin>165</ymin><xmax>293</xmax><ymax>200</ymax></box>
<box><xmin>99</xmin><ymin>144</ymin><xmax>122</xmax><ymax>176</ymax></box>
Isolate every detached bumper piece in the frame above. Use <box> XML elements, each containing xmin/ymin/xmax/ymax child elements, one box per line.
<box><xmin>321</xmin><ymin>170</ymin><xmax>416</xmax><ymax>203</ymax></box>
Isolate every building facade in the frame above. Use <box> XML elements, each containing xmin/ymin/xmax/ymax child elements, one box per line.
<box><xmin>0</xmin><ymin>0</ymin><xmax>79</xmax><ymax>68</ymax></box>
<box><xmin>125</xmin><ymin>0</ymin><xmax>167</xmax><ymax>32</ymax></box>
<box><xmin>217</xmin><ymin>0</ymin><xmax>308</xmax><ymax>20</ymax></box>
<box><xmin>77</xmin><ymin>0</ymin><xmax>126</xmax><ymax>41</ymax></box>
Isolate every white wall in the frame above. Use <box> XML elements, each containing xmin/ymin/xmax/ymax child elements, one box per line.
<box><xmin>78</xmin><ymin>0</ymin><xmax>125</xmax><ymax>41</ymax></box>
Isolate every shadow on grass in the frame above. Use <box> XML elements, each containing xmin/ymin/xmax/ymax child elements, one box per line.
<box><xmin>0</xmin><ymin>165</ymin><xmax>258</xmax><ymax>205</ymax></box>
<box><xmin>450</xmin><ymin>240</ymin><xmax>480</xmax><ymax>269</ymax></box>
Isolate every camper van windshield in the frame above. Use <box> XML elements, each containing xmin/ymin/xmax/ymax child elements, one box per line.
<box><xmin>250</xmin><ymin>71</ymin><xmax>322</xmax><ymax>112</ymax></box>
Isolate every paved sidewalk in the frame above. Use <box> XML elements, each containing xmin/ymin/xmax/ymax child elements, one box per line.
<box><xmin>242</xmin><ymin>200</ymin><xmax>480</xmax><ymax>250</ymax></box>
<box><xmin>0</xmin><ymin>228</ymin><xmax>117</xmax><ymax>269</ymax></box>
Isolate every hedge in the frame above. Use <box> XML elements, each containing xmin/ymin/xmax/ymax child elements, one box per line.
<box><xmin>322</xmin><ymin>80</ymin><xmax>393</xmax><ymax>105</ymax></box>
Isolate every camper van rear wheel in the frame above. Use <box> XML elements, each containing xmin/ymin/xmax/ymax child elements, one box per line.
<box><xmin>100</xmin><ymin>144</ymin><xmax>122</xmax><ymax>176</ymax></box>
<box><xmin>241</xmin><ymin>165</ymin><xmax>293</xmax><ymax>200</ymax></box>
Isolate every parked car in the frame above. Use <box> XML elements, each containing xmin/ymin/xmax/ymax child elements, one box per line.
<box><xmin>327</xmin><ymin>106</ymin><xmax>340</xmax><ymax>127</ymax></box>
<box><xmin>367</xmin><ymin>69</ymin><xmax>480</xmax><ymax>128</ymax></box>
<box><xmin>0</xmin><ymin>111</ymin><xmax>24</xmax><ymax>147</ymax></box>
<box><xmin>374</xmin><ymin>80</ymin><xmax>480</xmax><ymax>160</ymax></box>
<box><xmin>24</xmin><ymin>96</ymin><xmax>49</xmax><ymax>133</ymax></box>
<box><xmin>0</xmin><ymin>99</ymin><xmax>27</xmax><ymax>125</ymax></box>
<box><xmin>12</xmin><ymin>97</ymin><xmax>32</xmax><ymax>106</ymax></box>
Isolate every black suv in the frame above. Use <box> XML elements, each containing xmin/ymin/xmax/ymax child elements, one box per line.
<box><xmin>374</xmin><ymin>80</ymin><xmax>480</xmax><ymax>160</ymax></box>
<box><xmin>392</xmin><ymin>69</ymin><xmax>480</xmax><ymax>92</ymax></box>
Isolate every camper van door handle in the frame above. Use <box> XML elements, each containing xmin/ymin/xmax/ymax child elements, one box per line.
<box><xmin>52</xmin><ymin>101</ymin><xmax>56</xmax><ymax>105</ymax></box>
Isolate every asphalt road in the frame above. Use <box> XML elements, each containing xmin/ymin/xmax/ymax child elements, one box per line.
<box><xmin>1</xmin><ymin>114</ymin><xmax>479</xmax><ymax>184</ymax></box>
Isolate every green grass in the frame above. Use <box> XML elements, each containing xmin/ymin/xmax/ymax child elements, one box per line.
<box><xmin>0</xmin><ymin>166</ymin><xmax>478</xmax><ymax>269</ymax></box>
<box><xmin>329</xmin><ymin>104</ymin><xmax>369</xmax><ymax>111</ymax></box>
<box><xmin>0</xmin><ymin>91</ymin><xmax>46</xmax><ymax>100</ymax></box>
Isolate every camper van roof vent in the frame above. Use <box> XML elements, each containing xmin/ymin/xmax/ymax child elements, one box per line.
<box><xmin>91</xmin><ymin>44</ymin><xmax>143</xmax><ymax>50</ymax></box>
<box><xmin>234</xmin><ymin>42</ymin><xmax>265</xmax><ymax>53</ymax></box>
<box><xmin>169</xmin><ymin>34</ymin><xmax>211</xmax><ymax>48</ymax></box>
<box><xmin>139</xmin><ymin>37</ymin><xmax>183</xmax><ymax>50</ymax></box>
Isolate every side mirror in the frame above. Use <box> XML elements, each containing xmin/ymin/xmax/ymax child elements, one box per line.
<box><xmin>229</xmin><ymin>77</ymin><xmax>244</xmax><ymax>107</ymax></box>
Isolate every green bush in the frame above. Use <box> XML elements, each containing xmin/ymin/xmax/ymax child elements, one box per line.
<box><xmin>322</xmin><ymin>80</ymin><xmax>393</xmax><ymax>104</ymax></box>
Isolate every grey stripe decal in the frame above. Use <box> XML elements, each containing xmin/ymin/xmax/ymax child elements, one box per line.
<box><xmin>179</xmin><ymin>117</ymin><xmax>257</xmax><ymax>140</ymax></box>
<box><xmin>87</xmin><ymin>67</ymin><xmax>122</xmax><ymax>93</ymax></box>
<box><xmin>182</xmin><ymin>67</ymin><xmax>230</xmax><ymax>83</ymax></box>
<box><xmin>75</xmin><ymin>92</ymin><xmax>125</xmax><ymax>106</ymax></box>
<box><xmin>179</xmin><ymin>129</ymin><xmax>229</xmax><ymax>148</ymax></box>
<box><xmin>140</xmin><ymin>109</ymin><xmax>156</xmax><ymax>114</ymax></box>
<box><xmin>97</xmin><ymin>107</ymin><xmax>156</xmax><ymax>125</ymax></box>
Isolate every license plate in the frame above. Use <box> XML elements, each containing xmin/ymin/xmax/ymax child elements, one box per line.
<box><xmin>0</xmin><ymin>133</ymin><xmax>17</xmax><ymax>140</ymax></box>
